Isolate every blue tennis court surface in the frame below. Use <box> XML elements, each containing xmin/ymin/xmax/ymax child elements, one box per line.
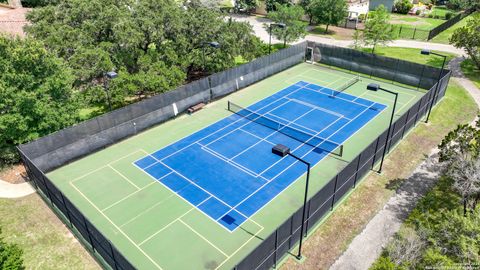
<box><xmin>134</xmin><ymin>81</ymin><xmax>386</xmax><ymax>231</ymax></box>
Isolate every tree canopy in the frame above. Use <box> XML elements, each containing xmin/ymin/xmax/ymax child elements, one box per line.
<box><xmin>26</xmin><ymin>0</ymin><xmax>263</xmax><ymax>109</ymax></box>
<box><xmin>363</xmin><ymin>5</ymin><xmax>395</xmax><ymax>53</ymax></box>
<box><xmin>450</xmin><ymin>13</ymin><xmax>480</xmax><ymax>71</ymax></box>
<box><xmin>0</xmin><ymin>35</ymin><xmax>78</xmax><ymax>165</ymax></box>
<box><xmin>309</xmin><ymin>0</ymin><xmax>348</xmax><ymax>33</ymax></box>
<box><xmin>265</xmin><ymin>4</ymin><xmax>307</xmax><ymax>46</ymax></box>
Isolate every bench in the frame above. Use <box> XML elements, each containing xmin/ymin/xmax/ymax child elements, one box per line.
<box><xmin>187</xmin><ymin>103</ymin><xmax>205</xmax><ymax>114</ymax></box>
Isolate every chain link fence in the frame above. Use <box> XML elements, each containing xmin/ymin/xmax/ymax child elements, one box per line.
<box><xmin>18</xmin><ymin>41</ymin><xmax>451</xmax><ymax>270</ymax></box>
<box><xmin>17</xmin><ymin>42</ymin><xmax>308</xmax><ymax>270</ymax></box>
<box><xmin>232</xmin><ymin>42</ymin><xmax>451</xmax><ymax>270</ymax></box>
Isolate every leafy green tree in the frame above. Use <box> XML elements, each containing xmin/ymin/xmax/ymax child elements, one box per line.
<box><xmin>0</xmin><ymin>227</ymin><xmax>24</xmax><ymax>270</ymax></box>
<box><xmin>265</xmin><ymin>4</ymin><xmax>307</xmax><ymax>47</ymax></box>
<box><xmin>26</xmin><ymin>0</ymin><xmax>262</xmax><ymax>109</ymax></box>
<box><xmin>0</xmin><ymin>35</ymin><xmax>78</xmax><ymax>165</ymax></box>
<box><xmin>309</xmin><ymin>0</ymin><xmax>348</xmax><ymax>33</ymax></box>
<box><xmin>235</xmin><ymin>0</ymin><xmax>258</xmax><ymax>13</ymax></box>
<box><xmin>363</xmin><ymin>5</ymin><xmax>395</xmax><ymax>53</ymax></box>
<box><xmin>265</xmin><ymin>0</ymin><xmax>292</xmax><ymax>12</ymax></box>
<box><xmin>439</xmin><ymin>121</ymin><xmax>480</xmax><ymax>216</ymax></box>
<box><xmin>299</xmin><ymin>0</ymin><xmax>314</xmax><ymax>25</ymax></box>
<box><xmin>394</xmin><ymin>0</ymin><xmax>413</xmax><ymax>14</ymax></box>
<box><xmin>450</xmin><ymin>13</ymin><xmax>480</xmax><ymax>71</ymax></box>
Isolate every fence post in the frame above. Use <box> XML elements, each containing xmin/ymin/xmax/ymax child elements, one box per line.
<box><xmin>353</xmin><ymin>154</ymin><xmax>361</xmax><ymax>188</ymax></box>
<box><xmin>60</xmin><ymin>193</ymin><xmax>73</xmax><ymax>227</ymax></box>
<box><xmin>399</xmin><ymin>26</ymin><xmax>403</xmax><ymax>37</ymax></box>
<box><xmin>273</xmin><ymin>230</ymin><xmax>278</xmax><ymax>268</ymax></box>
<box><xmin>331</xmin><ymin>175</ymin><xmax>338</xmax><ymax>208</ymax></box>
<box><xmin>413</xmin><ymin>27</ymin><xmax>417</xmax><ymax>39</ymax></box>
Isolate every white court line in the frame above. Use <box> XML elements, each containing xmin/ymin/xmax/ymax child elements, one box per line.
<box><xmin>135</xmin><ymin>84</ymin><xmax>309</xmax><ymax>169</ymax></box>
<box><xmin>108</xmin><ymin>165</ymin><xmax>141</xmax><ymax>190</ymax></box>
<box><xmin>198</xmin><ymin>144</ymin><xmax>267</xmax><ymax>180</ymax></box>
<box><xmin>228</xmin><ymin>107</ymin><xmax>316</xmax><ymax>161</ymax></box>
<box><xmin>101</xmin><ymin>181</ymin><xmax>157</xmax><ymax>212</ymax></box>
<box><xmin>302</xmin><ymin>84</ymin><xmax>378</xmax><ymax>109</ymax></box>
<box><xmin>236</xmin><ymin>101</ymin><xmax>388</xmax><ymax>224</ymax></box>
<box><xmin>70</xmin><ymin>150</ymin><xmax>144</xmax><ymax>184</ymax></box>
<box><xmin>284</xmin><ymin>97</ymin><xmax>347</xmax><ymax>119</ymax></box>
<box><xmin>225</xmin><ymin>113</ymin><xmax>346</xmax><ymax>216</ymax></box>
<box><xmin>178</xmin><ymin>219</ymin><xmax>229</xmax><ymax>257</ymax></box>
<box><xmin>138</xmin><ymin>207</ymin><xmax>197</xmax><ymax>246</ymax></box>
<box><xmin>137</xmin><ymin>148</ymin><xmax>266</xmax><ymax>233</ymax></box>
<box><xmin>69</xmin><ymin>181</ymin><xmax>164</xmax><ymax>270</ymax></box>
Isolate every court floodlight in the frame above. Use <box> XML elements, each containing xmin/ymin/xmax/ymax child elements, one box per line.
<box><xmin>366</xmin><ymin>84</ymin><xmax>398</xmax><ymax>174</ymax></box>
<box><xmin>270</xmin><ymin>144</ymin><xmax>310</xmax><ymax>260</ymax></box>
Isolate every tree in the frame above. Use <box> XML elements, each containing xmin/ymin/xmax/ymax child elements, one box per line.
<box><xmin>299</xmin><ymin>0</ymin><xmax>314</xmax><ymax>25</ymax></box>
<box><xmin>0</xmin><ymin>228</ymin><xmax>24</xmax><ymax>269</ymax></box>
<box><xmin>439</xmin><ymin>121</ymin><xmax>480</xmax><ymax>216</ymax></box>
<box><xmin>450</xmin><ymin>13</ymin><xmax>480</xmax><ymax>71</ymax></box>
<box><xmin>394</xmin><ymin>0</ymin><xmax>413</xmax><ymax>14</ymax></box>
<box><xmin>235</xmin><ymin>0</ymin><xmax>258</xmax><ymax>13</ymax></box>
<box><xmin>309</xmin><ymin>0</ymin><xmax>348</xmax><ymax>33</ymax></box>
<box><xmin>363</xmin><ymin>5</ymin><xmax>395</xmax><ymax>53</ymax></box>
<box><xmin>265</xmin><ymin>0</ymin><xmax>292</xmax><ymax>12</ymax></box>
<box><xmin>26</xmin><ymin>0</ymin><xmax>263</xmax><ymax>109</ymax></box>
<box><xmin>352</xmin><ymin>29</ymin><xmax>362</xmax><ymax>49</ymax></box>
<box><xmin>0</xmin><ymin>35</ymin><xmax>78</xmax><ymax>165</ymax></box>
<box><xmin>265</xmin><ymin>4</ymin><xmax>307</xmax><ymax>47</ymax></box>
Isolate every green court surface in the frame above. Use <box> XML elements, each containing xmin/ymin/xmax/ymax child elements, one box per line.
<box><xmin>47</xmin><ymin>63</ymin><xmax>427</xmax><ymax>269</ymax></box>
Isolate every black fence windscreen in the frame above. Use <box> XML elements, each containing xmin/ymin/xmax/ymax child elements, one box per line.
<box><xmin>233</xmin><ymin>42</ymin><xmax>451</xmax><ymax>270</ymax></box>
<box><xmin>18</xmin><ymin>41</ymin><xmax>451</xmax><ymax>270</ymax></box>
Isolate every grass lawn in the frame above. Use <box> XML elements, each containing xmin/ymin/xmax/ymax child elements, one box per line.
<box><xmin>431</xmin><ymin>5</ymin><xmax>459</xmax><ymax>18</ymax></box>
<box><xmin>281</xmin><ymin>78</ymin><xmax>477</xmax><ymax>269</ymax></box>
<box><xmin>0</xmin><ymin>195</ymin><xmax>99</xmax><ymax>269</ymax></box>
<box><xmin>390</xmin><ymin>14</ymin><xmax>445</xmax><ymax>30</ymax></box>
<box><xmin>431</xmin><ymin>12</ymin><xmax>478</xmax><ymax>44</ymax></box>
<box><xmin>359</xmin><ymin>47</ymin><xmax>458</xmax><ymax>68</ymax></box>
<box><xmin>461</xmin><ymin>59</ymin><xmax>480</xmax><ymax>89</ymax></box>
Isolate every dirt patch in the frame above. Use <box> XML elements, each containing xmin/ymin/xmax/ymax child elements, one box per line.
<box><xmin>0</xmin><ymin>164</ymin><xmax>28</xmax><ymax>184</ymax></box>
<box><xmin>0</xmin><ymin>7</ymin><xmax>29</xmax><ymax>37</ymax></box>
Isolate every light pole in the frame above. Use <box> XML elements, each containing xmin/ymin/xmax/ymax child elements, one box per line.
<box><xmin>420</xmin><ymin>49</ymin><xmax>447</xmax><ymax>123</ymax></box>
<box><xmin>202</xmin><ymin>41</ymin><xmax>221</xmax><ymax>72</ymax></box>
<box><xmin>268</xmin><ymin>23</ymin><xmax>286</xmax><ymax>54</ymax></box>
<box><xmin>104</xmin><ymin>71</ymin><xmax>117</xmax><ymax>111</ymax></box>
<box><xmin>366</xmin><ymin>83</ymin><xmax>398</xmax><ymax>174</ymax></box>
<box><xmin>271</xmin><ymin>144</ymin><xmax>310</xmax><ymax>260</ymax></box>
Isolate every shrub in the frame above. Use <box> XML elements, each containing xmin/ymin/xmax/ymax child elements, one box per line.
<box><xmin>428</xmin><ymin>13</ymin><xmax>434</xmax><ymax>18</ymax></box>
<box><xmin>415</xmin><ymin>9</ymin><xmax>421</xmax><ymax>15</ymax></box>
<box><xmin>394</xmin><ymin>0</ymin><xmax>413</xmax><ymax>14</ymax></box>
<box><xmin>358</xmin><ymin>13</ymin><xmax>366</xmax><ymax>22</ymax></box>
<box><xmin>370</xmin><ymin>257</ymin><xmax>397</xmax><ymax>270</ymax></box>
<box><xmin>445</xmin><ymin>11</ymin><xmax>454</xmax><ymax>20</ymax></box>
<box><xmin>434</xmin><ymin>14</ymin><xmax>440</xmax><ymax>18</ymax></box>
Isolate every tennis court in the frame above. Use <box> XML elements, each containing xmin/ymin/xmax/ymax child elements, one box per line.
<box><xmin>46</xmin><ymin>63</ymin><xmax>427</xmax><ymax>269</ymax></box>
<box><xmin>134</xmin><ymin>81</ymin><xmax>386</xmax><ymax>231</ymax></box>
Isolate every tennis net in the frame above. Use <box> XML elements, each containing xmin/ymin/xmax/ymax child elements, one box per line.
<box><xmin>331</xmin><ymin>75</ymin><xmax>360</xmax><ymax>97</ymax></box>
<box><xmin>228</xmin><ymin>101</ymin><xmax>344</xmax><ymax>156</ymax></box>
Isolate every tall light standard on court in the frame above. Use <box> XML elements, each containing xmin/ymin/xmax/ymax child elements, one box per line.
<box><xmin>104</xmin><ymin>71</ymin><xmax>118</xmax><ymax>111</ymax></box>
<box><xmin>420</xmin><ymin>49</ymin><xmax>448</xmax><ymax>123</ymax></box>
<box><xmin>268</xmin><ymin>23</ymin><xmax>286</xmax><ymax>54</ymax></box>
<box><xmin>202</xmin><ymin>41</ymin><xmax>221</xmax><ymax>72</ymax></box>
<box><xmin>366</xmin><ymin>83</ymin><xmax>398</xmax><ymax>173</ymax></box>
<box><xmin>271</xmin><ymin>144</ymin><xmax>310</xmax><ymax>260</ymax></box>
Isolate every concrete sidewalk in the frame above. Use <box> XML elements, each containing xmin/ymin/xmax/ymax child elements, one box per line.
<box><xmin>0</xmin><ymin>179</ymin><xmax>34</xmax><ymax>199</ymax></box>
